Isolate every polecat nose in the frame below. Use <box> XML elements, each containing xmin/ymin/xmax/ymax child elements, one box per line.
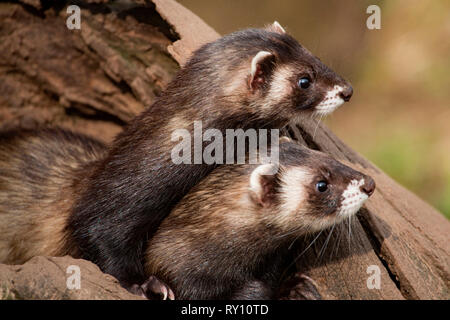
<box><xmin>360</xmin><ymin>176</ymin><xmax>376</xmax><ymax>196</ymax></box>
<box><xmin>340</xmin><ymin>85</ymin><xmax>353</xmax><ymax>102</ymax></box>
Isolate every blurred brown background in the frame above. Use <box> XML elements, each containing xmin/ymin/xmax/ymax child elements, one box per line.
<box><xmin>180</xmin><ymin>0</ymin><xmax>450</xmax><ymax>218</ymax></box>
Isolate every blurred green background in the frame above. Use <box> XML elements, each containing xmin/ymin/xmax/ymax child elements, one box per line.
<box><xmin>179</xmin><ymin>0</ymin><xmax>450</xmax><ymax>218</ymax></box>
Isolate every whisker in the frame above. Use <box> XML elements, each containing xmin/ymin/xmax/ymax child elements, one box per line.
<box><xmin>312</xmin><ymin>115</ymin><xmax>323</xmax><ymax>139</ymax></box>
<box><xmin>274</xmin><ymin>225</ymin><xmax>304</xmax><ymax>240</ymax></box>
<box><xmin>279</xmin><ymin>229</ymin><xmax>325</xmax><ymax>281</ymax></box>
<box><xmin>317</xmin><ymin>223</ymin><xmax>336</xmax><ymax>262</ymax></box>
<box><xmin>288</xmin><ymin>233</ymin><xmax>301</xmax><ymax>250</ymax></box>
<box><xmin>348</xmin><ymin>215</ymin><xmax>353</xmax><ymax>251</ymax></box>
<box><xmin>294</xmin><ymin>229</ymin><xmax>322</xmax><ymax>255</ymax></box>
<box><xmin>332</xmin><ymin>223</ymin><xmax>343</xmax><ymax>258</ymax></box>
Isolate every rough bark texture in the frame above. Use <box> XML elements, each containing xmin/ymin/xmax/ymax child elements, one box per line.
<box><xmin>0</xmin><ymin>0</ymin><xmax>448</xmax><ymax>300</ymax></box>
<box><xmin>0</xmin><ymin>256</ymin><xmax>144</xmax><ymax>300</ymax></box>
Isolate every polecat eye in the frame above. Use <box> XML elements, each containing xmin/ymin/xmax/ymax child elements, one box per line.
<box><xmin>316</xmin><ymin>181</ymin><xmax>328</xmax><ymax>192</ymax></box>
<box><xmin>298</xmin><ymin>77</ymin><xmax>311</xmax><ymax>89</ymax></box>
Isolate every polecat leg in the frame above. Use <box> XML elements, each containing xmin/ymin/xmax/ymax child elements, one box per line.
<box><xmin>128</xmin><ymin>275</ymin><xmax>175</xmax><ymax>300</ymax></box>
<box><xmin>278</xmin><ymin>273</ymin><xmax>322</xmax><ymax>300</ymax></box>
<box><xmin>231</xmin><ymin>280</ymin><xmax>274</xmax><ymax>300</ymax></box>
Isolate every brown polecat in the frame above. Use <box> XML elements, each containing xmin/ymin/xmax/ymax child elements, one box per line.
<box><xmin>0</xmin><ymin>132</ymin><xmax>374</xmax><ymax>299</ymax></box>
<box><xmin>1</xmin><ymin>23</ymin><xmax>354</xmax><ymax>291</ymax></box>
<box><xmin>0</xmin><ymin>128</ymin><xmax>104</xmax><ymax>263</ymax></box>
<box><xmin>143</xmin><ymin>140</ymin><xmax>375</xmax><ymax>299</ymax></box>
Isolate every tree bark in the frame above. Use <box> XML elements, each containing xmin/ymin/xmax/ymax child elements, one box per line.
<box><xmin>0</xmin><ymin>256</ymin><xmax>144</xmax><ymax>299</ymax></box>
<box><xmin>0</xmin><ymin>0</ymin><xmax>448</xmax><ymax>300</ymax></box>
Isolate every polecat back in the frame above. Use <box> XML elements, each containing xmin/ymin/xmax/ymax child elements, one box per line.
<box><xmin>145</xmin><ymin>141</ymin><xmax>375</xmax><ymax>299</ymax></box>
<box><xmin>0</xmin><ymin>128</ymin><xmax>106</xmax><ymax>263</ymax></box>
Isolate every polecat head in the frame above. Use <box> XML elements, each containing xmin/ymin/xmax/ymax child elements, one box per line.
<box><xmin>249</xmin><ymin>141</ymin><xmax>375</xmax><ymax>234</ymax></box>
<box><xmin>184</xmin><ymin>22</ymin><xmax>352</xmax><ymax>122</ymax></box>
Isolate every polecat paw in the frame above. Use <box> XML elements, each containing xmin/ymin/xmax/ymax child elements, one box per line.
<box><xmin>129</xmin><ymin>276</ymin><xmax>175</xmax><ymax>300</ymax></box>
<box><xmin>279</xmin><ymin>273</ymin><xmax>322</xmax><ymax>300</ymax></box>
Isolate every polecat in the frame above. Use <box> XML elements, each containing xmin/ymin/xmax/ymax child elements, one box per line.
<box><xmin>143</xmin><ymin>140</ymin><xmax>376</xmax><ymax>299</ymax></box>
<box><xmin>1</xmin><ymin>23</ymin><xmax>354</xmax><ymax>291</ymax></box>
<box><xmin>0</xmin><ymin>132</ymin><xmax>374</xmax><ymax>299</ymax></box>
<box><xmin>0</xmin><ymin>128</ymin><xmax>104</xmax><ymax>263</ymax></box>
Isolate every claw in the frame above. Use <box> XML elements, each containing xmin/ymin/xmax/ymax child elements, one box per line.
<box><xmin>160</xmin><ymin>286</ymin><xmax>168</xmax><ymax>300</ymax></box>
<box><xmin>167</xmin><ymin>288</ymin><xmax>175</xmax><ymax>300</ymax></box>
<box><xmin>130</xmin><ymin>275</ymin><xmax>175</xmax><ymax>300</ymax></box>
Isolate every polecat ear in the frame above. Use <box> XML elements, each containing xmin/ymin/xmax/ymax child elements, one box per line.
<box><xmin>249</xmin><ymin>51</ymin><xmax>275</xmax><ymax>91</ymax></box>
<box><xmin>266</xmin><ymin>21</ymin><xmax>286</xmax><ymax>34</ymax></box>
<box><xmin>249</xmin><ymin>163</ymin><xmax>279</xmax><ymax>207</ymax></box>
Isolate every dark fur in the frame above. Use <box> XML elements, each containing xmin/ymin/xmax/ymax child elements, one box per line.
<box><xmin>0</xmin><ymin>26</ymin><xmax>351</xmax><ymax>289</ymax></box>
<box><xmin>66</xmin><ymin>27</ymin><xmax>352</xmax><ymax>287</ymax></box>
<box><xmin>0</xmin><ymin>128</ymin><xmax>373</xmax><ymax>300</ymax></box>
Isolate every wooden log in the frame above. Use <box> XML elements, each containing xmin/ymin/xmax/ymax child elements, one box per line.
<box><xmin>0</xmin><ymin>256</ymin><xmax>144</xmax><ymax>300</ymax></box>
<box><xmin>0</xmin><ymin>0</ymin><xmax>448</xmax><ymax>299</ymax></box>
